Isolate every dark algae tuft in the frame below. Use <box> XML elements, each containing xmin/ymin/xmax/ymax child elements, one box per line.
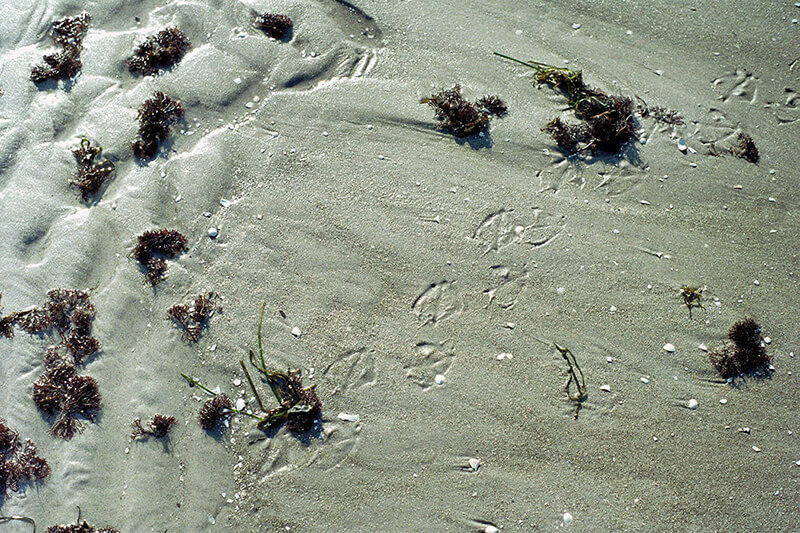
<box><xmin>0</xmin><ymin>418</ymin><xmax>50</xmax><ymax>501</ymax></box>
<box><xmin>133</xmin><ymin>229</ymin><xmax>188</xmax><ymax>285</ymax></box>
<box><xmin>128</xmin><ymin>27</ymin><xmax>191</xmax><ymax>76</ymax></box>
<box><xmin>130</xmin><ymin>414</ymin><xmax>177</xmax><ymax>440</ymax></box>
<box><xmin>31</xmin><ymin>13</ymin><xmax>91</xmax><ymax>84</ymax></box>
<box><xmin>709</xmin><ymin>318</ymin><xmax>771</xmax><ymax>379</ymax></box>
<box><xmin>421</xmin><ymin>85</ymin><xmax>507</xmax><ymax>138</ymax></box>
<box><xmin>729</xmin><ymin>132</ymin><xmax>759</xmax><ymax>163</ymax></box>
<box><xmin>168</xmin><ymin>292</ymin><xmax>221</xmax><ymax>343</ymax></box>
<box><xmin>132</xmin><ymin>92</ymin><xmax>184</xmax><ymax>159</ymax></box>
<box><xmin>197</xmin><ymin>394</ymin><xmax>234</xmax><ymax>431</ymax></box>
<box><xmin>255</xmin><ymin>13</ymin><xmax>293</xmax><ymax>39</ymax></box>
<box><xmin>33</xmin><ymin>358</ymin><xmax>101</xmax><ymax>439</ymax></box>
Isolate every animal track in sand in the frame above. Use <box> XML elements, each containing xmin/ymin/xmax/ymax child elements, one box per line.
<box><xmin>247</xmin><ymin>419</ymin><xmax>362</xmax><ymax>480</ymax></box>
<box><xmin>321</xmin><ymin>347</ymin><xmax>377</xmax><ymax>394</ymax></box>
<box><xmin>412</xmin><ymin>280</ymin><xmax>463</xmax><ymax>327</ymax></box>
<box><xmin>473</xmin><ymin>208</ymin><xmax>565</xmax><ymax>254</ymax></box>
<box><xmin>405</xmin><ymin>340</ymin><xmax>455</xmax><ymax>390</ymax></box>
<box><xmin>713</xmin><ymin>69</ymin><xmax>759</xmax><ymax>105</ymax></box>
<box><xmin>483</xmin><ymin>264</ymin><xmax>531</xmax><ymax>310</ymax></box>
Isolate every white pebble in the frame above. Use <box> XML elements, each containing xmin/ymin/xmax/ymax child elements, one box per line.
<box><xmin>563</xmin><ymin>512</ymin><xmax>573</xmax><ymax>524</ymax></box>
<box><xmin>688</xmin><ymin>399</ymin><xmax>698</xmax><ymax>410</ymax></box>
<box><xmin>484</xmin><ymin>527</ymin><xmax>498</xmax><ymax>533</ymax></box>
<box><xmin>752</xmin><ymin>446</ymin><xmax>761</xmax><ymax>452</ymax></box>
<box><xmin>640</xmin><ymin>200</ymin><xmax>650</xmax><ymax>205</ymax></box>
<box><xmin>599</xmin><ymin>384</ymin><xmax>611</xmax><ymax>392</ymax></box>
<box><xmin>220</xmin><ymin>198</ymin><xmax>232</xmax><ymax>207</ymax></box>
<box><xmin>233</xmin><ymin>378</ymin><xmax>242</xmax><ymax>387</ymax></box>
<box><xmin>609</xmin><ymin>305</ymin><xmax>617</xmax><ymax>312</ymax></box>
<box><xmin>663</xmin><ymin>343</ymin><xmax>676</xmax><ymax>353</ymax></box>
<box><xmin>337</xmin><ymin>412</ymin><xmax>360</xmax><ymax>422</ymax></box>
<box><xmin>720</xmin><ymin>399</ymin><xmax>728</xmax><ymax>405</ymax></box>
<box><xmin>763</xmin><ymin>336</ymin><xmax>771</xmax><ymax>344</ymax></box>
<box><xmin>753</xmin><ymin>280</ymin><xmax>759</xmax><ymax>286</ymax></box>
<box><xmin>233</xmin><ymin>77</ymin><xmax>242</xmax><ymax>84</ymax></box>
<box><xmin>640</xmin><ymin>377</ymin><xmax>650</xmax><ymax>384</ymax></box>
<box><xmin>291</xmin><ymin>326</ymin><xmax>302</xmax><ymax>338</ymax></box>
<box><xmin>572</xmin><ymin>23</ymin><xmax>581</xmax><ymax>29</ymax></box>
<box><xmin>235</xmin><ymin>398</ymin><xmax>246</xmax><ymax>411</ymax></box>
<box><xmin>208</xmin><ymin>227</ymin><xmax>218</xmax><ymax>238</ymax></box>
<box><xmin>434</xmin><ymin>374</ymin><xmax>446</xmax><ymax>385</ymax></box>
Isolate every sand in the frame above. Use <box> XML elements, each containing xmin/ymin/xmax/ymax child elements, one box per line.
<box><xmin>1</xmin><ymin>0</ymin><xmax>799</xmax><ymax>531</ymax></box>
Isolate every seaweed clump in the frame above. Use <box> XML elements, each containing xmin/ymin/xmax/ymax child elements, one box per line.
<box><xmin>167</xmin><ymin>292</ymin><xmax>221</xmax><ymax>343</ymax></box>
<box><xmin>130</xmin><ymin>414</ymin><xmax>177</xmax><ymax>440</ymax></box>
<box><xmin>132</xmin><ymin>92</ymin><xmax>184</xmax><ymax>159</ymax></box>
<box><xmin>421</xmin><ymin>85</ymin><xmax>507</xmax><ymax>137</ymax></box>
<box><xmin>128</xmin><ymin>27</ymin><xmax>191</xmax><ymax>76</ymax></box>
<box><xmin>32</xmin><ymin>358</ymin><xmax>101</xmax><ymax>439</ymax></box>
<box><xmin>133</xmin><ymin>229</ymin><xmax>188</xmax><ymax>285</ymax></box>
<box><xmin>0</xmin><ymin>289</ymin><xmax>100</xmax><ymax>364</ymax></box>
<box><xmin>71</xmin><ymin>138</ymin><xmax>115</xmax><ymax>202</ymax></box>
<box><xmin>729</xmin><ymin>133</ymin><xmax>759</xmax><ymax>163</ymax></box>
<box><xmin>46</xmin><ymin>521</ymin><xmax>119</xmax><ymax>533</ymax></box>
<box><xmin>709</xmin><ymin>318</ymin><xmax>771</xmax><ymax>379</ymax></box>
<box><xmin>0</xmin><ymin>418</ymin><xmax>50</xmax><ymax>501</ymax></box>
<box><xmin>679</xmin><ymin>285</ymin><xmax>704</xmax><ymax>319</ymax></box>
<box><xmin>255</xmin><ymin>13</ymin><xmax>293</xmax><ymax>39</ymax></box>
<box><xmin>181</xmin><ymin>304</ymin><xmax>323</xmax><ymax>436</ymax></box>
<box><xmin>31</xmin><ymin>13</ymin><xmax>91</xmax><ymax>84</ymax></box>
<box><xmin>494</xmin><ymin>52</ymin><xmax>637</xmax><ymax>153</ymax></box>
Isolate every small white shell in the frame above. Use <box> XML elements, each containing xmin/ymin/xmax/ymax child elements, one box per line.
<box><xmin>600</xmin><ymin>384</ymin><xmax>611</xmax><ymax>392</ymax></box>
<box><xmin>235</xmin><ymin>398</ymin><xmax>246</xmax><ymax>411</ymax></box>
<box><xmin>208</xmin><ymin>227</ymin><xmax>218</xmax><ymax>238</ymax></box>
<box><xmin>677</xmin><ymin>138</ymin><xmax>688</xmax><ymax>152</ymax></box>
<box><xmin>663</xmin><ymin>343</ymin><xmax>676</xmax><ymax>353</ymax></box>
<box><xmin>698</xmin><ymin>343</ymin><xmax>709</xmax><ymax>352</ymax></box>
<box><xmin>484</xmin><ymin>527</ymin><xmax>499</xmax><ymax>533</ymax></box>
<box><xmin>640</xmin><ymin>377</ymin><xmax>650</xmax><ymax>384</ymax></box>
<box><xmin>290</xmin><ymin>326</ymin><xmax>302</xmax><ymax>338</ymax></box>
<box><xmin>688</xmin><ymin>399</ymin><xmax>698</xmax><ymax>410</ymax></box>
<box><xmin>220</xmin><ymin>198</ymin><xmax>232</xmax><ymax>207</ymax></box>
<box><xmin>563</xmin><ymin>512</ymin><xmax>574</xmax><ymax>524</ymax></box>
<box><xmin>337</xmin><ymin>412</ymin><xmax>360</xmax><ymax>422</ymax></box>
<box><xmin>434</xmin><ymin>374</ymin><xmax>446</xmax><ymax>385</ymax></box>
<box><xmin>468</xmin><ymin>458</ymin><xmax>480</xmax><ymax>471</ymax></box>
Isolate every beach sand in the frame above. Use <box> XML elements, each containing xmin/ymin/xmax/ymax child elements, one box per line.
<box><xmin>1</xmin><ymin>0</ymin><xmax>799</xmax><ymax>531</ymax></box>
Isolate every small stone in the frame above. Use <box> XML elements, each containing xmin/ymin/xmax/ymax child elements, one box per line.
<box><xmin>609</xmin><ymin>305</ymin><xmax>617</xmax><ymax>312</ymax></box>
<box><xmin>484</xmin><ymin>527</ymin><xmax>499</xmax><ymax>533</ymax></box>
<box><xmin>688</xmin><ymin>399</ymin><xmax>698</xmax><ymax>410</ymax></box>
<box><xmin>753</xmin><ymin>280</ymin><xmax>760</xmax><ymax>286</ymax></box>
<box><xmin>208</xmin><ymin>227</ymin><xmax>218</xmax><ymax>238</ymax></box>
<box><xmin>763</xmin><ymin>336</ymin><xmax>771</xmax><ymax>344</ymax></box>
<box><xmin>563</xmin><ymin>512</ymin><xmax>573</xmax><ymax>524</ymax></box>
<box><xmin>233</xmin><ymin>378</ymin><xmax>242</xmax><ymax>387</ymax></box>
<box><xmin>572</xmin><ymin>23</ymin><xmax>581</xmax><ymax>29</ymax></box>
<box><xmin>663</xmin><ymin>343</ymin><xmax>676</xmax><ymax>353</ymax></box>
<box><xmin>720</xmin><ymin>399</ymin><xmax>728</xmax><ymax>405</ymax></box>
<box><xmin>291</xmin><ymin>326</ymin><xmax>302</xmax><ymax>338</ymax></box>
<box><xmin>434</xmin><ymin>374</ymin><xmax>446</xmax><ymax>385</ymax></box>
<box><xmin>640</xmin><ymin>377</ymin><xmax>650</xmax><ymax>384</ymax></box>
<box><xmin>235</xmin><ymin>398</ymin><xmax>246</xmax><ymax>411</ymax></box>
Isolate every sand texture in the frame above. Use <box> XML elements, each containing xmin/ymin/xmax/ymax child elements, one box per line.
<box><xmin>1</xmin><ymin>0</ymin><xmax>799</xmax><ymax>531</ymax></box>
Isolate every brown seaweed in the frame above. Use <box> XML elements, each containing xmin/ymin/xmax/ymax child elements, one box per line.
<box><xmin>31</xmin><ymin>13</ymin><xmax>91</xmax><ymax>84</ymax></box>
<box><xmin>32</xmin><ymin>359</ymin><xmax>101</xmax><ymax>439</ymax></box>
<box><xmin>255</xmin><ymin>13</ymin><xmax>293</xmax><ymax>39</ymax></box>
<box><xmin>70</xmin><ymin>139</ymin><xmax>115</xmax><ymax>201</ymax></box>
<box><xmin>421</xmin><ymin>85</ymin><xmax>507</xmax><ymax>137</ymax></box>
<box><xmin>0</xmin><ymin>418</ymin><xmax>50</xmax><ymax>502</ymax></box>
<box><xmin>167</xmin><ymin>292</ymin><xmax>220</xmax><ymax>343</ymax></box>
<box><xmin>709</xmin><ymin>318</ymin><xmax>771</xmax><ymax>379</ymax></box>
<box><xmin>133</xmin><ymin>229</ymin><xmax>188</xmax><ymax>285</ymax></box>
<box><xmin>132</xmin><ymin>92</ymin><xmax>185</xmax><ymax>160</ymax></box>
<box><xmin>128</xmin><ymin>27</ymin><xmax>191</xmax><ymax>76</ymax></box>
<box><xmin>130</xmin><ymin>414</ymin><xmax>177</xmax><ymax>440</ymax></box>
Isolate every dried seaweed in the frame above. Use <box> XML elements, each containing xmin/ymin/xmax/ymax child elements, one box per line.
<box><xmin>637</xmin><ymin>100</ymin><xmax>685</xmax><ymax>126</ymax></box>
<box><xmin>421</xmin><ymin>85</ymin><xmax>507</xmax><ymax>137</ymax></box>
<box><xmin>0</xmin><ymin>418</ymin><xmax>50</xmax><ymax>501</ymax></box>
<box><xmin>130</xmin><ymin>414</ymin><xmax>176</xmax><ymax>440</ymax></box>
<box><xmin>46</xmin><ymin>521</ymin><xmax>119</xmax><ymax>533</ymax></box>
<box><xmin>31</xmin><ymin>13</ymin><xmax>90</xmax><ymax>84</ymax></box>
<box><xmin>132</xmin><ymin>92</ymin><xmax>185</xmax><ymax>159</ymax></box>
<box><xmin>70</xmin><ymin>139</ymin><xmax>115</xmax><ymax>201</ymax></box>
<box><xmin>255</xmin><ymin>13</ymin><xmax>293</xmax><ymax>39</ymax></box>
<box><xmin>709</xmin><ymin>318</ymin><xmax>771</xmax><ymax>379</ymax></box>
<box><xmin>554</xmin><ymin>343</ymin><xmax>587</xmax><ymax>420</ymax></box>
<box><xmin>679</xmin><ymin>286</ymin><xmax>704</xmax><ymax>319</ymax></box>
<box><xmin>133</xmin><ymin>229</ymin><xmax>188</xmax><ymax>285</ymax></box>
<box><xmin>495</xmin><ymin>52</ymin><xmax>638</xmax><ymax>153</ymax></box>
<box><xmin>729</xmin><ymin>133</ymin><xmax>759</xmax><ymax>163</ymax></box>
<box><xmin>168</xmin><ymin>292</ymin><xmax>220</xmax><ymax>343</ymax></box>
<box><xmin>32</xmin><ymin>360</ymin><xmax>101</xmax><ymax>439</ymax></box>
<box><xmin>128</xmin><ymin>27</ymin><xmax>191</xmax><ymax>76</ymax></box>
<box><xmin>181</xmin><ymin>304</ymin><xmax>322</xmax><ymax>436</ymax></box>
